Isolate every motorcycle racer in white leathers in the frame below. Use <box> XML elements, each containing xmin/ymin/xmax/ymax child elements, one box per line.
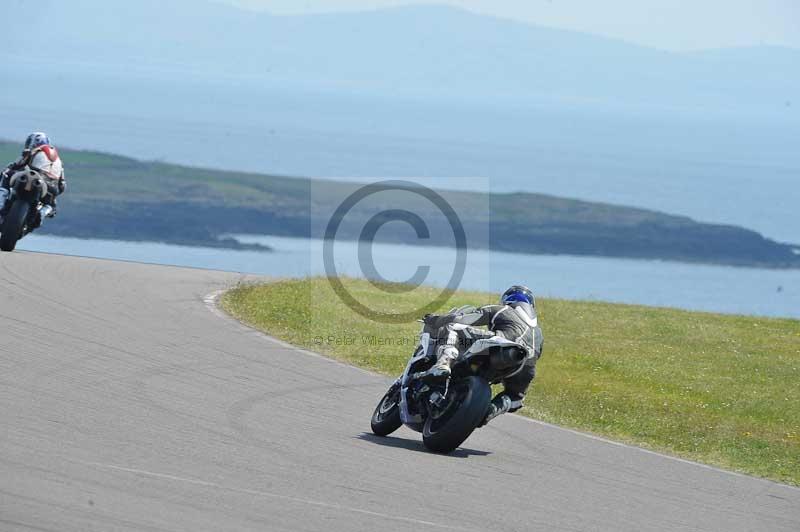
<box><xmin>0</xmin><ymin>132</ymin><xmax>66</xmax><ymax>223</ymax></box>
<box><xmin>424</xmin><ymin>285</ymin><xmax>544</xmax><ymax>424</ymax></box>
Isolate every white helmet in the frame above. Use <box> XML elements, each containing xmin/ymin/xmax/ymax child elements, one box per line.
<box><xmin>24</xmin><ymin>132</ymin><xmax>51</xmax><ymax>152</ymax></box>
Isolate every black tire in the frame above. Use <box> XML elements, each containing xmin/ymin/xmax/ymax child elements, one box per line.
<box><xmin>371</xmin><ymin>386</ymin><xmax>402</xmax><ymax>436</ymax></box>
<box><xmin>0</xmin><ymin>201</ymin><xmax>30</xmax><ymax>252</ymax></box>
<box><xmin>422</xmin><ymin>376</ymin><xmax>491</xmax><ymax>453</ymax></box>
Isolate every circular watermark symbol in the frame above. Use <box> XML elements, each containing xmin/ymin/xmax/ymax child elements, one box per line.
<box><xmin>322</xmin><ymin>180</ymin><xmax>467</xmax><ymax>323</ymax></box>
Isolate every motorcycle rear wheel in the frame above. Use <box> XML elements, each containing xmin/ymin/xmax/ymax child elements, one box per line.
<box><xmin>0</xmin><ymin>201</ymin><xmax>29</xmax><ymax>252</ymax></box>
<box><xmin>422</xmin><ymin>375</ymin><xmax>491</xmax><ymax>453</ymax></box>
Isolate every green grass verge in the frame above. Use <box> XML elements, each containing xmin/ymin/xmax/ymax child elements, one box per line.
<box><xmin>221</xmin><ymin>277</ymin><xmax>800</xmax><ymax>485</ymax></box>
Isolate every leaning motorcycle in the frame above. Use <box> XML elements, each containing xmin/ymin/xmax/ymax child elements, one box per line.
<box><xmin>370</xmin><ymin>306</ymin><xmax>529</xmax><ymax>453</ymax></box>
<box><xmin>0</xmin><ymin>167</ymin><xmax>56</xmax><ymax>252</ymax></box>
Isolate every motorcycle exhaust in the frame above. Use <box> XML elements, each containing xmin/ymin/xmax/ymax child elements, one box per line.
<box><xmin>489</xmin><ymin>346</ymin><xmax>527</xmax><ymax>369</ymax></box>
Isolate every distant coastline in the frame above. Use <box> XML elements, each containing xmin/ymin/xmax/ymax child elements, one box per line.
<box><xmin>2</xmin><ymin>141</ymin><xmax>797</xmax><ymax>269</ymax></box>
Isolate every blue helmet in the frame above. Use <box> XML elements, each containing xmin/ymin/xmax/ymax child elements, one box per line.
<box><xmin>501</xmin><ymin>285</ymin><xmax>535</xmax><ymax>307</ymax></box>
<box><xmin>24</xmin><ymin>132</ymin><xmax>51</xmax><ymax>151</ymax></box>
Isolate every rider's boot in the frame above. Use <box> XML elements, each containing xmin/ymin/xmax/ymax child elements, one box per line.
<box><xmin>483</xmin><ymin>394</ymin><xmax>512</xmax><ymax>425</ymax></box>
<box><xmin>427</xmin><ymin>346</ymin><xmax>458</xmax><ymax>378</ymax></box>
<box><xmin>480</xmin><ymin>393</ymin><xmax>524</xmax><ymax>426</ymax></box>
<box><xmin>42</xmin><ymin>196</ymin><xmax>57</xmax><ymax>218</ymax></box>
<box><xmin>40</xmin><ymin>204</ymin><xmax>55</xmax><ymax>219</ymax></box>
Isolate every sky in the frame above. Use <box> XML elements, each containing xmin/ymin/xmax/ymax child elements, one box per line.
<box><xmin>222</xmin><ymin>0</ymin><xmax>800</xmax><ymax>51</ymax></box>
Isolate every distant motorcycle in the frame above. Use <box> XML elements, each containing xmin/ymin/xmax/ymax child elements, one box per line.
<box><xmin>0</xmin><ymin>167</ymin><xmax>56</xmax><ymax>252</ymax></box>
<box><xmin>370</xmin><ymin>306</ymin><xmax>529</xmax><ymax>453</ymax></box>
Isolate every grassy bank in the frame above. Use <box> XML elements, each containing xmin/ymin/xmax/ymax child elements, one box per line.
<box><xmin>221</xmin><ymin>277</ymin><xmax>800</xmax><ymax>485</ymax></box>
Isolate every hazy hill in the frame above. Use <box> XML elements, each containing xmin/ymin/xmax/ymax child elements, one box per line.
<box><xmin>1</xmin><ymin>1</ymin><xmax>796</xmax><ymax>247</ymax></box>
<box><xmin>1</xmin><ymin>1</ymin><xmax>797</xmax><ymax>110</ymax></box>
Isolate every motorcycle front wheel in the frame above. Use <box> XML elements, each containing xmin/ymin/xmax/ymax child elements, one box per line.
<box><xmin>370</xmin><ymin>384</ymin><xmax>402</xmax><ymax>436</ymax></box>
<box><xmin>422</xmin><ymin>375</ymin><xmax>491</xmax><ymax>453</ymax></box>
<box><xmin>0</xmin><ymin>201</ymin><xmax>30</xmax><ymax>252</ymax></box>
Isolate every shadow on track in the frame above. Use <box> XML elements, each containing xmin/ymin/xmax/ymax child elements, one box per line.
<box><xmin>356</xmin><ymin>433</ymin><xmax>492</xmax><ymax>458</ymax></box>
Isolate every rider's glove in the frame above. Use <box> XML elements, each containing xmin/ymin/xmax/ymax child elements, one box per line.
<box><xmin>423</xmin><ymin>313</ymin><xmax>442</xmax><ymax>328</ymax></box>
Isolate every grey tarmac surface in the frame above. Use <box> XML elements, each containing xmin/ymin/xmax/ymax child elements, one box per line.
<box><xmin>1</xmin><ymin>251</ymin><xmax>798</xmax><ymax>532</ymax></box>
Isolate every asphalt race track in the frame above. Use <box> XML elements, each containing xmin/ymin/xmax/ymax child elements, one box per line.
<box><xmin>1</xmin><ymin>251</ymin><xmax>798</xmax><ymax>531</ymax></box>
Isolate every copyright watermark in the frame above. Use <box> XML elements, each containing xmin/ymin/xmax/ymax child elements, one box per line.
<box><xmin>313</xmin><ymin>178</ymin><xmax>489</xmax><ymax>324</ymax></box>
<box><xmin>311</xmin><ymin>335</ymin><xmax>415</xmax><ymax>347</ymax></box>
